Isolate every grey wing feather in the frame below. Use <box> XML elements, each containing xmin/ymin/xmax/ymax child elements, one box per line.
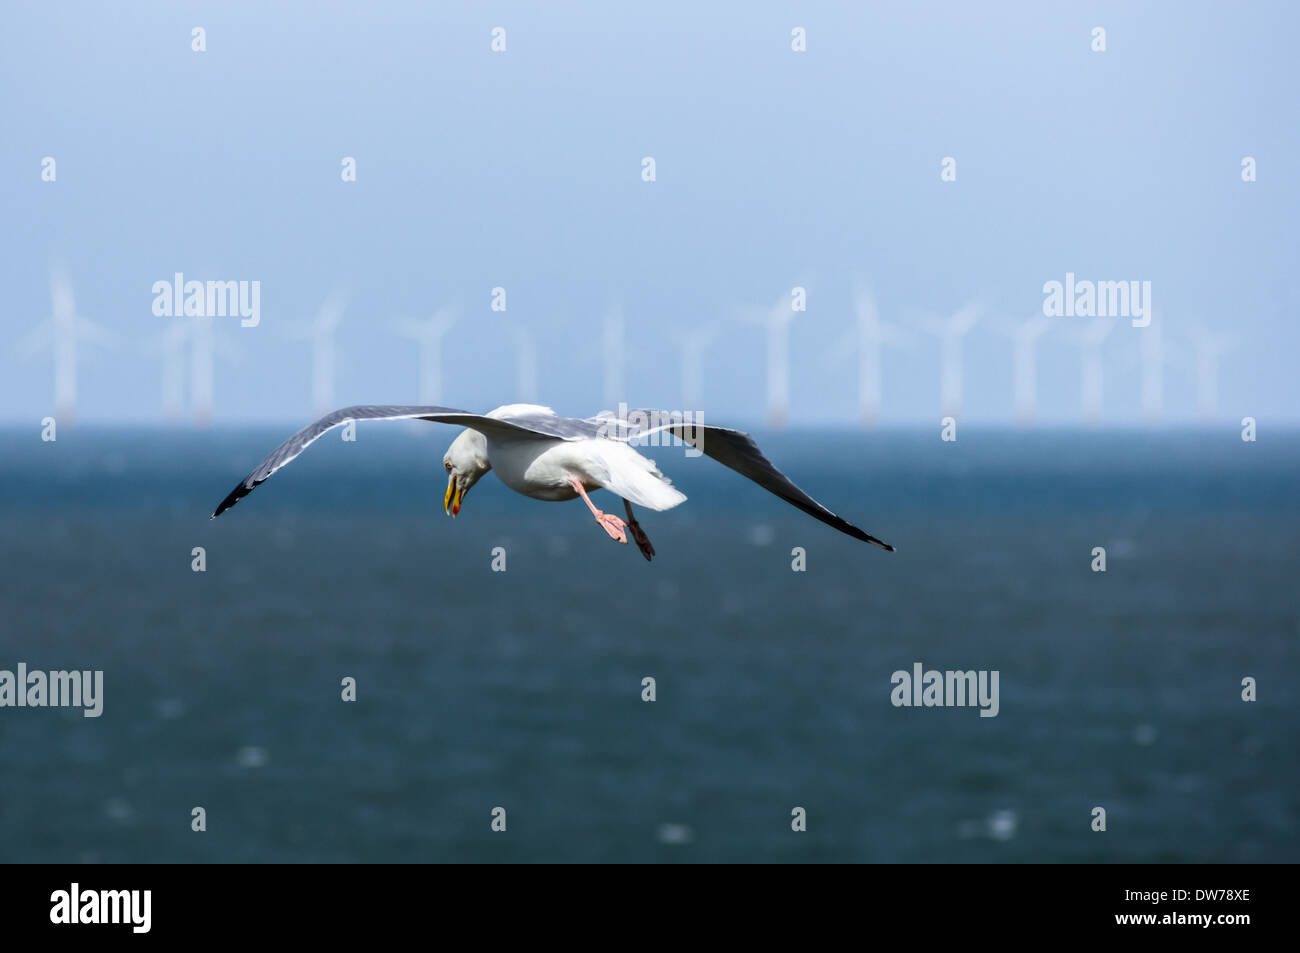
<box><xmin>492</xmin><ymin>411</ymin><xmax>607</xmax><ymax>441</ymax></box>
<box><xmin>611</xmin><ymin>411</ymin><xmax>894</xmax><ymax>550</ymax></box>
<box><xmin>211</xmin><ymin>405</ymin><xmax>554</xmax><ymax>519</ymax></box>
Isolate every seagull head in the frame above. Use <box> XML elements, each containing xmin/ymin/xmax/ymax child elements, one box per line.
<box><xmin>443</xmin><ymin>429</ymin><xmax>490</xmax><ymax>517</ymax></box>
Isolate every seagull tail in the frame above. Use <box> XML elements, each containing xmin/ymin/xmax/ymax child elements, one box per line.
<box><xmin>591</xmin><ymin>443</ymin><xmax>687</xmax><ymax>512</ymax></box>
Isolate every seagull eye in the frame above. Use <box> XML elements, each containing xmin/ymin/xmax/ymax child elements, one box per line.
<box><xmin>444</xmin><ymin>462</ymin><xmax>453</xmax><ymax>472</ymax></box>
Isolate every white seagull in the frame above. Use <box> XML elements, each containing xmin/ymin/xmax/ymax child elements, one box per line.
<box><xmin>211</xmin><ymin>403</ymin><xmax>894</xmax><ymax>559</ymax></box>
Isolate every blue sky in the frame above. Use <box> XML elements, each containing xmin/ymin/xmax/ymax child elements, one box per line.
<box><xmin>2</xmin><ymin>0</ymin><xmax>1296</xmax><ymax>426</ymax></box>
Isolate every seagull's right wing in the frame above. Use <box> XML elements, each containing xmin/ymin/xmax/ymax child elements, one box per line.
<box><xmin>614</xmin><ymin>412</ymin><xmax>894</xmax><ymax>551</ymax></box>
<box><xmin>210</xmin><ymin>405</ymin><xmax>553</xmax><ymax>519</ymax></box>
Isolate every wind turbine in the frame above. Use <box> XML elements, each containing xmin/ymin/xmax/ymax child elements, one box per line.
<box><xmin>1072</xmin><ymin>317</ymin><xmax>1118</xmax><ymax>427</ymax></box>
<box><xmin>732</xmin><ymin>289</ymin><xmax>803</xmax><ymax>429</ymax></box>
<box><xmin>189</xmin><ymin>316</ymin><xmax>240</xmax><ymax>427</ymax></box>
<box><xmin>1139</xmin><ymin>315</ymin><xmax>1173</xmax><ymax>425</ymax></box>
<box><xmin>287</xmin><ymin>295</ymin><xmax>346</xmax><ymax>417</ymax></box>
<box><xmin>1114</xmin><ymin>311</ymin><xmax>1177</xmax><ymax>427</ymax></box>
<box><xmin>920</xmin><ymin>304</ymin><xmax>981</xmax><ymax>418</ymax></box>
<box><xmin>735</xmin><ymin>293</ymin><xmax>799</xmax><ymax>429</ymax></box>
<box><xmin>394</xmin><ymin>307</ymin><xmax>457</xmax><ymax>405</ymax></box>
<box><xmin>141</xmin><ymin>321</ymin><xmax>191</xmax><ymax>422</ymax></box>
<box><xmin>1188</xmin><ymin>327</ymin><xmax>1236</xmax><ymax>423</ymax></box>
<box><xmin>671</xmin><ymin>322</ymin><xmax>720</xmax><ymax>410</ymax></box>
<box><xmin>825</xmin><ymin>288</ymin><xmax>911</xmax><ymax>426</ymax></box>
<box><xmin>16</xmin><ymin>265</ymin><xmax>115</xmax><ymax>423</ymax></box>
<box><xmin>765</xmin><ymin>297</ymin><xmax>798</xmax><ymax>429</ymax></box>
<box><xmin>995</xmin><ymin>315</ymin><xmax>1052</xmax><ymax>427</ymax></box>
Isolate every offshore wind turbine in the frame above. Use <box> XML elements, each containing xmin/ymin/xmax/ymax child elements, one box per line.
<box><xmin>141</xmin><ymin>321</ymin><xmax>191</xmax><ymax>422</ymax></box>
<box><xmin>735</xmin><ymin>294</ymin><xmax>799</xmax><ymax>429</ymax></box>
<box><xmin>734</xmin><ymin>289</ymin><xmax>804</xmax><ymax>429</ymax></box>
<box><xmin>1115</xmin><ymin>311</ymin><xmax>1175</xmax><ymax>426</ymax></box>
<box><xmin>1072</xmin><ymin>316</ymin><xmax>1118</xmax><ymax>427</ymax></box>
<box><xmin>192</xmin><ymin>319</ymin><xmax>213</xmax><ymax>427</ymax></box>
<box><xmin>1139</xmin><ymin>315</ymin><xmax>1172</xmax><ymax>425</ymax></box>
<box><xmin>189</xmin><ymin>316</ymin><xmax>242</xmax><ymax>427</ymax></box>
<box><xmin>920</xmin><ymin>304</ymin><xmax>980</xmax><ymax>418</ymax></box>
<box><xmin>17</xmin><ymin>265</ymin><xmax>115</xmax><ymax>422</ymax></box>
<box><xmin>672</xmin><ymin>322</ymin><xmax>720</xmax><ymax>410</ymax></box>
<box><xmin>826</xmin><ymin>288</ymin><xmax>910</xmax><ymax>426</ymax></box>
<box><xmin>394</xmin><ymin>307</ymin><xmax>457</xmax><ymax>405</ymax></box>
<box><xmin>1188</xmin><ymin>327</ymin><xmax>1236</xmax><ymax>423</ymax></box>
<box><xmin>289</xmin><ymin>295</ymin><xmax>346</xmax><ymax>417</ymax></box>
<box><xmin>765</xmin><ymin>297</ymin><xmax>797</xmax><ymax>429</ymax></box>
<box><xmin>850</xmin><ymin>289</ymin><xmax>911</xmax><ymax>426</ymax></box>
<box><xmin>996</xmin><ymin>315</ymin><xmax>1052</xmax><ymax>427</ymax></box>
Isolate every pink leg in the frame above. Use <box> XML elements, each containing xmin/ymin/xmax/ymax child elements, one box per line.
<box><xmin>568</xmin><ymin>477</ymin><xmax>627</xmax><ymax>544</ymax></box>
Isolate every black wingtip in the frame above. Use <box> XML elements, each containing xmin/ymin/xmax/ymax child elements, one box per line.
<box><xmin>211</xmin><ymin>483</ymin><xmax>251</xmax><ymax>520</ymax></box>
<box><xmin>861</xmin><ymin>532</ymin><xmax>895</xmax><ymax>552</ymax></box>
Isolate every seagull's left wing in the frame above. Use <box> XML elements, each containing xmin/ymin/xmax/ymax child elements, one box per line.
<box><xmin>607</xmin><ymin>411</ymin><xmax>894</xmax><ymax>551</ymax></box>
<box><xmin>211</xmin><ymin>405</ymin><xmax>557</xmax><ymax>519</ymax></box>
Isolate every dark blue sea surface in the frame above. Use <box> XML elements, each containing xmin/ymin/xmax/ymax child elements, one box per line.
<box><xmin>0</xmin><ymin>425</ymin><xmax>1296</xmax><ymax>862</ymax></box>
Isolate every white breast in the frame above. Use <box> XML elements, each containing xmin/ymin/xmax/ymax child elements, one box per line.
<box><xmin>486</xmin><ymin>437</ymin><xmax>589</xmax><ymax>501</ymax></box>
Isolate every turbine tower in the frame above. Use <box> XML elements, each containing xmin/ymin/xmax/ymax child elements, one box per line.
<box><xmin>394</xmin><ymin>308</ymin><xmax>457</xmax><ymax>405</ymax></box>
<box><xmin>735</xmin><ymin>291</ymin><xmax>800</xmax><ymax>429</ymax></box>
<box><xmin>826</xmin><ymin>288</ymin><xmax>910</xmax><ymax>426</ymax></box>
<box><xmin>1139</xmin><ymin>315</ymin><xmax>1170</xmax><ymax>425</ymax></box>
<box><xmin>293</xmin><ymin>295</ymin><xmax>346</xmax><ymax>417</ymax></box>
<box><xmin>190</xmin><ymin>318</ymin><xmax>215</xmax><ymax>427</ymax></box>
<box><xmin>997</xmin><ymin>315</ymin><xmax>1052</xmax><ymax>427</ymax></box>
<box><xmin>672</xmin><ymin>322</ymin><xmax>720</xmax><ymax>410</ymax></box>
<box><xmin>17</xmin><ymin>265</ymin><xmax>114</xmax><ymax>423</ymax></box>
<box><xmin>1189</xmin><ymin>327</ymin><xmax>1235</xmax><ymax>423</ymax></box>
<box><xmin>1116</xmin><ymin>312</ymin><xmax>1175</xmax><ymax>426</ymax></box>
<box><xmin>921</xmin><ymin>304</ymin><xmax>980</xmax><ymax>418</ymax></box>
<box><xmin>1073</xmin><ymin>317</ymin><xmax>1117</xmax><ymax>427</ymax></box>
<box><xmin>189</xmin><ymin>317</ymin><xmax>240</xmax><ymax>427</ymax></box>
<box><xmin>142</xmin><ymin>321</ymin><xmax>191</xmax><ymax>422</ymax></box>
<box><xmin>764</xmin><ymin>298</ymin><xmax>797</xmax><ymax>429</ymax></box>
<box><xmin>851</xmin><ymin>289</ymin><xmax>911</xmax><ymax>426</ymax></box>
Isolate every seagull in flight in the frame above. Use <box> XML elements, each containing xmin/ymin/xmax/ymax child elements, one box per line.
<box><xmin>211</xmin><ymin>403</ymin><xmax>894</xmax><ymax>560</ymax></box>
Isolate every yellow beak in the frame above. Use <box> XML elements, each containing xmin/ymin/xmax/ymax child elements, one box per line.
<box><xmin>444</xmin><ymin>474</ymin><xmax>463</xmax><ymax>517</ymax></box>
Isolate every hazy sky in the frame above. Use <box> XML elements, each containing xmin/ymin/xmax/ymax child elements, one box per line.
<box><xmin>2</xmin><ymin>1</ymin><xmax>1296</xmax><ymax>427</ymax></box>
